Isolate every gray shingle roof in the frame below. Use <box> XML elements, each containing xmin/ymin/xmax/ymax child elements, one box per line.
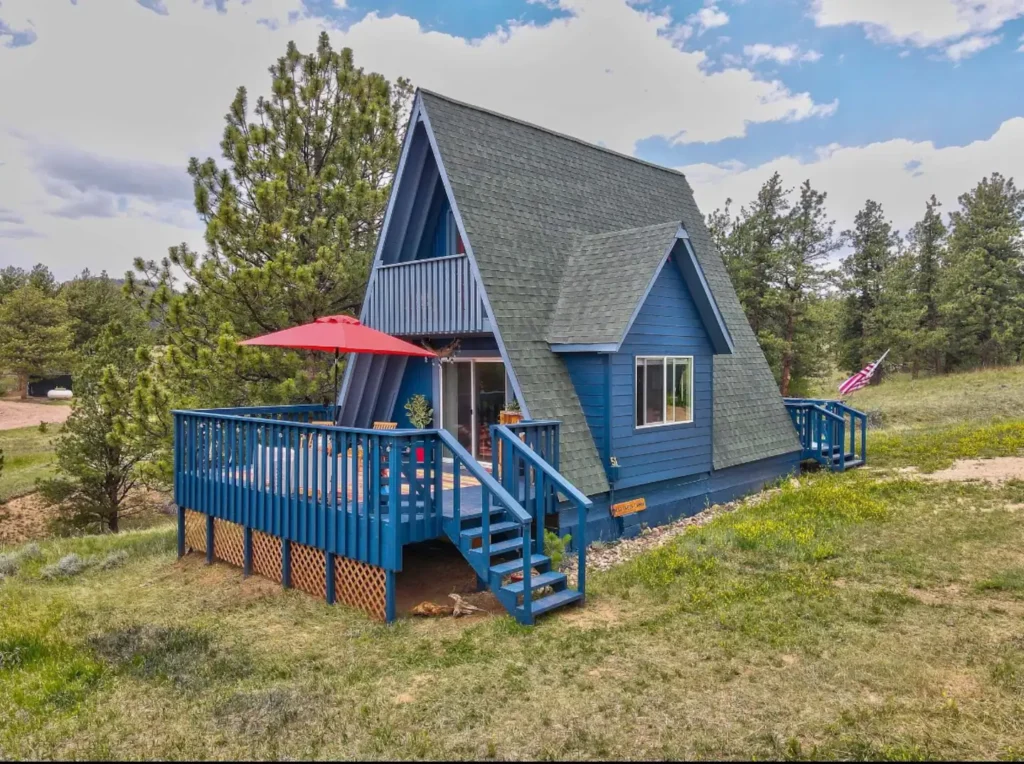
<box><xmin>420</xmin><ymin>90</ymin><xmax>799</xmax><ymax>496</ymax></box>
<box><xmin>547</xmin><ymin>222</ymin><xmax>681</xmax><ymax>346</ymax></box>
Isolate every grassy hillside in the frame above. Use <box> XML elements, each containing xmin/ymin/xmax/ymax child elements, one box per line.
<box><xmin>0</xmin><ymin>425</ymin><xmax>60</xmax><ymax>504</ymax></box>
<box><xmin>3</xmin><ymin>368</ymin><xmax>1024</xmax><ymax>759</ymax></box>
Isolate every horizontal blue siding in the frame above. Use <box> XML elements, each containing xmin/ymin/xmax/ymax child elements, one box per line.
<box><xmin>611</xmin><ymin>258</ymin><xmax>713</xmax><ymax>489</ymax></box>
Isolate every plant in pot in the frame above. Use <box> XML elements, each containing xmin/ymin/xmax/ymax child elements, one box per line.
<box><xmin>499</xmin><ymin>397</ymin><xmax>523</xmax><ymax>425</ymax></box>
<box><xmin>404</xmin><ymin>394</ymin><xmax>433</xmax><ymax>462</ymax></box>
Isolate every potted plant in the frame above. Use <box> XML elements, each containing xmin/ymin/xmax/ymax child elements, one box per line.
<box><xmin>404</xmin><ymin>394</ymin><xmax>433</xmax><ymax>462</ymax></box>
<box><xmin>499</xmin><ymin>397</ymin><xmax>523</xmax><ymax>425</ymax></box>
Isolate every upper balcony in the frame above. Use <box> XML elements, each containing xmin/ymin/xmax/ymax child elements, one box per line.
<box><xmin>363</xmin><ymin>254</ymin><xmax>490</xmax><ymax>337</ymax></box>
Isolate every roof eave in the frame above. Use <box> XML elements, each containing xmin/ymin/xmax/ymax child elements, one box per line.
<box><xmin>674</xmin><ymin>227</ymin><xmax>736</xmax><ymax>355</ymax></box>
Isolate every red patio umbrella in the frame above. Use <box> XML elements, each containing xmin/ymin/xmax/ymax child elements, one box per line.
<box><xmin>240</xmin><ymin>315</ymin><xmax>436</xmax><ymax>418</ymax></box>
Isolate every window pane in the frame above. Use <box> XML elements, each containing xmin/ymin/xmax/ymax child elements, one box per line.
<box><xmin>645</xmin><ymin>359</ymin><xmax>665</xmax><ymax>425</ymax></box>
<box><xmin>668</xmin><ymin>358</ymin><xmax>692</xmax><ymax>422</ymax></box>
<box><xmin>635</xmin><ymin>361</ymin><xmax>645</xmax><ymax>427</ymax></box>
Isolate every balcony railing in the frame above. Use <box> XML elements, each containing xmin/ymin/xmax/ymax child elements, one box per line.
<box><xmin>363</xmin><ymin>254</ymin><xmax>488</xmax><ymax>337</ymax></box>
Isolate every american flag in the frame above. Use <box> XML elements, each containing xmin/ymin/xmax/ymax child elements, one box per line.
<box><xmin>839</xmin><ymin>349</ymin><xmax>890</xmax><ymax>396</ymax></box>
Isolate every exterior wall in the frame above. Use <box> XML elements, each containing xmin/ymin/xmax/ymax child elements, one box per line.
<box><xmin>563</xmin><ymin>354</ymin><xmax>609</xmax><ymax>466</ymax></box>
<box><xmin>392</xmin><ymin>356</ymin><xmax>436</xmax><ymax>428</ymax></box>
<box><xmin>558</xmin><ymin>451</ymin><xmax>802</xmax><ymax>545</ymax></box>
<box><xmin>611</xmin><ymin>257</ymin><xmax>714</xmax><ymax>489</ymax></box>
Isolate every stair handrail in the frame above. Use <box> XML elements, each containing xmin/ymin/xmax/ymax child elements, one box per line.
<box><xmin>436</xmin><ymin>429</ymin><xmax>535</xmax><ymax>620</ymax></box>
<box><xmin>493</xmin><ymin>424</ymin><xmax>592</xmax><ymax>603</ymax></box>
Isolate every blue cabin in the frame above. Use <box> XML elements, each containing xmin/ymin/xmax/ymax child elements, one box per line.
<box><xmin>172</xmin><ymin>90</ymin><xmax>866</xmax><ymax>625</ymax></box>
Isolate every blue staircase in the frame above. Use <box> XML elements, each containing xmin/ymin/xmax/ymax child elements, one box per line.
<box><xmin>783</xmin><ymin>398</ymin><xmax>868</xmax><ymax>471</ymax></box>
<box><xmin>436</xmin><ymin>427</ymin><xmax>590</xmax><ymax>625</ymax></box>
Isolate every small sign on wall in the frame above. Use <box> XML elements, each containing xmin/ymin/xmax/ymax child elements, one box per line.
<box><xmin>611</xmin><ymin>497</ymin><xmax>646</xmax><ymax>518</ymax></box>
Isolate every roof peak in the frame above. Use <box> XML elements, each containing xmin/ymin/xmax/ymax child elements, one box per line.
<box><xmin>417</xmin><ymin>89</ymin><xmax>689</xmax><ymax>181</ymax></box>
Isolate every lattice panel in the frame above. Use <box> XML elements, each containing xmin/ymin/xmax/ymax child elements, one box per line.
<box><xmin>290</xmin><ymin>542</ymin><xmax>327</xmax><ymax>599</ymax></box>
<box><xmin>184</xmin><ymin>509</ymin><xmax>207</xmax><ymax>554</ymax></box>
<box><xmin>335</xmin><ymin>556</ymin><xmax>387</xmax><ymax>621</ymax></box>
<box><xmin>213</xmin><ymin>518</ymin><xmax>245</xmax><ymax>568</ymax></box>
<box><xmin>252</xmin><ymin>530</ymin><xmax>282</xmax><ymax>583</ymax></box>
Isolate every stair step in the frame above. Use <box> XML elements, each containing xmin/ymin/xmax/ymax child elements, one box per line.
<box><xmin>501</xmin><ymin>571</ymin><xmax>566</xmax><ymax>595</ymax></box>
<box><xmin>483</xmin><ymin>537</ymin><xmax>524</xmax><ymax>557</ymax></box>
<box><xmin>458</xmin><ymin>506</ymin><xmax>505</xmax><ymax>523</ymax></box>
<box><xmin>490</xmin><ymin>554</ymin><xmax>551</xmax><ymax>577</ymax></box>
<box><xmin>524</xmin><ymin>589</ymin><xmax>583</xmax><ymax>617</ymax></box>
<box><xmin>461</xmin><ymin>521</ymin><xmax>520</xmax><ymax>540</ymax></box>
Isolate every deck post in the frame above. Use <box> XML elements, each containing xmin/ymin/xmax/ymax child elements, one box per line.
<box><xmin>243</xmin><ymin>527</ymin><xmax>252</xmax><ymax>577</ymax></box>
<box><xmin>281</xmin><ymin>538</ymin><xmax>292</xmax><ymax>588</ymax></box>
<box><xmin>205</xmin><ymin>513</ymin><xmax>214</xmax><ymax>565</ymax></box>
<box><xmin>325</xmin><ymin>552</ymin><xmax>336</xmax><ymax>605</ymax></box>
<box><xmin>176</xmin><ymin>505</ymin><xmax>185</xmax><ymax>559</ymax></box>
<box><xmin>385</xmin><ymin>569</ymin><xmax>396</xmax><ymax>623</ymax></box>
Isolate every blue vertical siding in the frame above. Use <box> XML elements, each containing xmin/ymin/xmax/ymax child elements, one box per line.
<box><xmin>564</xmin><ymin>354</ymin><xmax>609</xmax><ymax>465</ymax></box>
<box><xmin>392</xmin><ymin>356</ymin><xmax>437</xmax><ymax>428</ymax></box>
<box><xmin>610</xmin><ymin>257</ymin><xmax>714</xmax><ymax>489</ymax></box>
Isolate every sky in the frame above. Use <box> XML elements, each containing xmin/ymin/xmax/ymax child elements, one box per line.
<box><xmin>1</xmin><ymin>0</ymin><xmax>1023</xmax><ymax>280</ymax></box>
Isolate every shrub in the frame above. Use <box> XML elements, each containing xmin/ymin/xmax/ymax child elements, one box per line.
<box><xmin>403</xmin><ymin>394</ymin><xmax>433</xmax><ymax>429</ymax></box>
<box><xmin>544</xmin><ymin>529</ymin><xmax>571</xmax><ymax>571</ymax></box>
<box><xmin>41</xmin><ymin>553</ymin><xmax>90</xmax><ymax>580</ymax></box>
<box><xmin>99</xmin><ymin>550</ymin><xmax>129</xmax><ymax>570</ymax></box>
<box><xmin>0</xmin><ymin>553</ymin><xmax>17</xmax><ymax>580</ymax></box>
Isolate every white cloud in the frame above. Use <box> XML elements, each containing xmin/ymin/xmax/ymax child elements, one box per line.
<box><xmin>691</xmin><ymin>5</ymin><xmax>730</xmax><ymax>33</ymax></box>
<box><xmin>744</xmin><ymin>43</ymin><xmax>823</xmax><ymax>65</ymax></box>
<box><xmin>683</xmin><ymin>117</ymin><xmax>1024</xmax><ymax>245</ymax></box>
<box><xmin>945</xmin><ymin>34</ymin><xmax>1002</xmax><ymax>61</ymax></box>
<box><xmin>0</xmin><ymin>0</ymin><xmax>835</xmax><ymax>278</ymax></box>
<box><xmin>813</xmin><ymin>0</ymin><xmax>1024</xmax><ymax>51</ymax></box>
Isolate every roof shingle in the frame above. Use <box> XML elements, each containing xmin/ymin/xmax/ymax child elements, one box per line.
<box><xmin>420</xmin><ymin>90</ymin><xmax>799</xmax><ymax>496</ymax></box>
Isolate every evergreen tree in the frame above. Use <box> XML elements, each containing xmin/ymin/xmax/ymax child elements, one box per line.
<box><xmin>62</xmin><ymin>270</ymin><xmax>150</xmax><ymax>354</ymax></box>
<box><xmin>710</xmin><ymin>174</ymin><xmax>835</xmax><ymax>394</ymax></box>
<box><xmin>39</xmin><ymin>320</ymin><xmax>158</xmax><ymax>533</ymax></box>
<box><xmin>778</xmin><ymin>180</ymin><xmax>839</xmax><ymax>396</ymax></box>
<box><xmin>838</xmin><ymin>200</ymin><xmax>899</xmax><ymax>374</ymax></box>
<box><xmin>0</xmin><ymin>263</ymin><xmax>58</xmax><ymax>302</ymax></box>
<box><xmin>126</xmin><ymin>35</ymin><xmax>410</xmax><ymax>483</ymax></box>
<box><xmin>940</xmin><ymin>173</ymin><xmax>1024</xmax><ymax>369</ymax></box>
<box><xmin>906</xmin><ymin>195</ymin><xmax>947</xmax><ymax>374</ymax></box>
<box><xmin>0</xmin><ymin>285</ymin><xmax>72</xmax><ymax>398</ymax></box>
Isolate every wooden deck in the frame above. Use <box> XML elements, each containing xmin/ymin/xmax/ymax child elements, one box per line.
<box><xmin>173</xmin><ymin>406</ymin><xmax>586</xmax><ymax>624</ymax></box>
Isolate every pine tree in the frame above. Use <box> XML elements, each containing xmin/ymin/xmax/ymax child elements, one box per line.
<box><xmin>126</xmin><ymin>35</ymin><xmax>411</xmax><ymax>483</ymax></box>
<box><xmin>39</xmin><ymin>320</ymin><xmax>158</xmax><ymax>533</ymax></box>
<box><xmin>941</xmin><ymin>173</ymin><xmax>1024</xmax><ymax>369</ymax></box>
<box><xmin>711</xmin><ymin>174</ymin><xmax>835</xmax><ymax>394</ymax></box>
<box><xmin>778</xmin><ymin>180</ymin><xmax>839</xmax><ymax>396</ymax></box>
<box><xmin>62</xmin><ymin>270</ymin><xmax>150</xmax><ymax>354</ymax></box>
<box><xmin>838</xmin><ymin>200</ymin><xmax>899</xmax><ymax>375</ymax></box>
<box><xmin>906</xmin><ymin>195</ymin><xmax>947</xmax><ymax>374</ymax></box>
<box><xmin>0</xmin><ymin>285</ymin><xmax>72</xmax><ymax>398</ymax></box>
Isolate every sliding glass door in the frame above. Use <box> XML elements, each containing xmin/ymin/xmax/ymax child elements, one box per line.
<box><xmin>440</xmin><ymin>359</ymin><xmax>509</xmax><ymax>461</ymax></box>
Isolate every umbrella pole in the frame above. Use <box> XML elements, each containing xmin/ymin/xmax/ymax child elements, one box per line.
<box><xmin>332</xmin><ymin>349</ymin><xmax>340</xmax><ymax>421</ymax></box>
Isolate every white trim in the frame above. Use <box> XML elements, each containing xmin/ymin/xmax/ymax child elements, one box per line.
<box><xmin>634</xmin><ymin>355</ymin><xmax>695</xmax><ymax>429</ymax></box>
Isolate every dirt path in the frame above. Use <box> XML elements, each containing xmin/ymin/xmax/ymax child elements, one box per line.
<box><xmin>0</xmin><ymin>399</ymin><xmax>71</xmax><ymax>431</ymax></box>
<box><xmin>903</xmin><ymin>457</ymin><xmax>1024</xmax><ymax>484</ymax></box>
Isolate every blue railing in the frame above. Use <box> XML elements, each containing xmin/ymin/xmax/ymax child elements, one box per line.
<box><xmin>783</xmin><ymin>398</ymin><xmax>867</xmax><ymax>471</ymax></box>
<box><xmin>492</xmin><ymin>423</ymin><xmax>591</xmax><ymax>604</ymax></box>
<box><xmin>173</xmin><ymin>408</ymin><xmax>443</xmax><ymax>573</ymax></box>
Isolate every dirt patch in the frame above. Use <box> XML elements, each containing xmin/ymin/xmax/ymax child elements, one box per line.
<box><xmin>0</xmin><ymin>493</ymin><xmax>57</xmax><ymax>544</ymax></box>
<box><xmin>0</xmin><ymin>399</ymin><xmax>71</xmax><ymax>431</ymax></box>
<box><xmin>396</xmin><ymin>540</ymin><xmax>503</xmax><ymax>618</ymax></box>
<box><xmin>907</xmin><ymin>457</ymin><xmax>1024</xmax><ymax>484</ymax></box>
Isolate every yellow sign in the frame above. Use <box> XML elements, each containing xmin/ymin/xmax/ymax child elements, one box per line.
<box><xmin>611</xmin><ymin>498</ymin><xmax>646</xmax><ymax>518</ymax></box>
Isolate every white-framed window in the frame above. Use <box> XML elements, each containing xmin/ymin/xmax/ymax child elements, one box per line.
<box><xmin>635</xmin><ymin>356</ymin><xmax>694</xmax><ymax>428</ymax></box>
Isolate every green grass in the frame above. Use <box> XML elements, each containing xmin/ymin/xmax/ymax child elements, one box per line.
<box><xmin>4</xmin><ymin>367</ymin><xmax>1024</xmax><ymax>759</ymax></box>
<box><xmin>811</xmin><ymin>365</ymin><xmax>1024</xmax><ymax>432</ymax></box>
<box><xmin>0</xmin><ymin>425</ymin><xmax>60</xmax><ymax>504</ymax></box>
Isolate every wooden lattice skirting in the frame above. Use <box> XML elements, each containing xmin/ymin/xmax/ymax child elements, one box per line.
<box><xmin>179</xmin><ymin>510</ymin><xmax>388</xmax><ymax>621</ymax></box>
